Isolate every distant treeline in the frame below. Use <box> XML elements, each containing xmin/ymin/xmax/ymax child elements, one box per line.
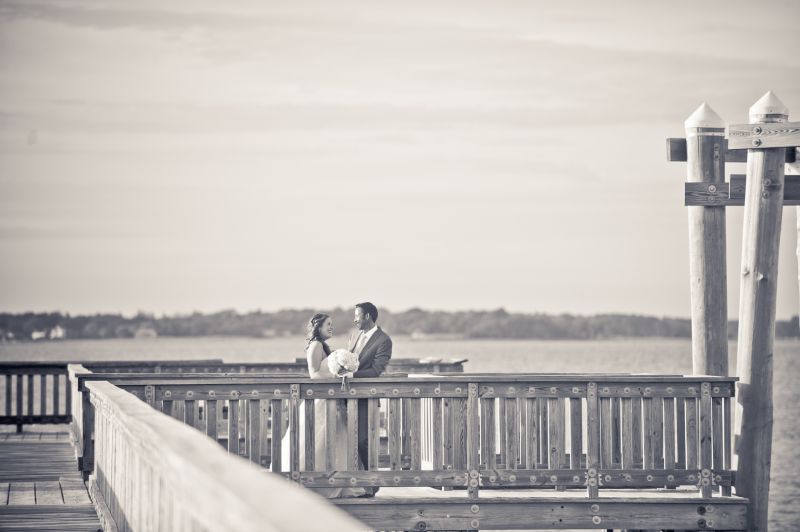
<box><xmin>1</xmin><ymin>309</ymin><xmax>798</xmax><ymax>342</ymax></box>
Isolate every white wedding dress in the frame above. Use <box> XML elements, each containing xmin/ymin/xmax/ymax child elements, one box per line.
<box><xmin>280</xmin><ymin>341</ymin><xmax>366</xmax><ymax>498</ymax></box>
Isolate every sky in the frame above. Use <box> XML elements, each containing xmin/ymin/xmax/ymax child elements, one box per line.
<box><xmin>1</xmin><ymin>0</ymin><xmax>799</xmax><ymax>318</ymax></box>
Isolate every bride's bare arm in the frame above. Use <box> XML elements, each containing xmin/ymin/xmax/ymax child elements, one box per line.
<box><xmin>307</xmin><ymin>342</ymin><xmax>332</xmax><ymax>378</ymax></box>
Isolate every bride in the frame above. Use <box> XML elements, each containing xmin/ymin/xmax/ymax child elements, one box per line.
<box><xmin>280</xmin><ymin>313</ymin><xmax>366</xmax><ymax>498</ymax></box>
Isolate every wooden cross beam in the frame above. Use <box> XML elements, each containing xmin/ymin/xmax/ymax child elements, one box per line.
<box><xmin>668</xmin><ymin>139</ymin><xmax>800</xmax><ymax>206</ymax></box>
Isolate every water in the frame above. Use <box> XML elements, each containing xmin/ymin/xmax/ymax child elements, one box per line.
<box><xmin>2</xmin><ymin>336</ymin><xmax>798</xmax><ymax>529</ymax></box>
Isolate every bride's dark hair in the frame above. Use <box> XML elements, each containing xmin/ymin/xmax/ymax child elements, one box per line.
<box><xmin>306</xmin><ymin>313</ymin><xmax>332</xmax><ymax>356</ymax></box>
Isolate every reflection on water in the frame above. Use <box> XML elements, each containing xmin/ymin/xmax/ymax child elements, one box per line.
<box><xmin>2</xmin><ymin>337</ymin><xmax>798</xmax><ymax>528</ymax></box>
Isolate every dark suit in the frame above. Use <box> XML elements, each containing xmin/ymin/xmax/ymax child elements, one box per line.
<box><xmin>349</xmin><ymin>327</ymin><xmax>392</xmax><ymax>472</ymax></box>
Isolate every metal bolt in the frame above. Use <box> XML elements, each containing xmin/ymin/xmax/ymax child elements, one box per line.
<box><xmin>470</xmin><ymin>504</ymin><xmax>479</xmax><ymax>514</ymax></box>
<box><xmin>370</xmin><ymin>388</ymin><xmax>377</xmax><ymax>394</ymax></box>
<box><xmin>328</xmin><ymin>389</ymin><xmax>335</xmax><ymax>396</ymax></box>
<box><xmin>592</xmin><ymin>516</ymin><xmax>602</xmax><ymax>525</ymax></box>
<box><xmin>509</xmin><ymin>474</ymin><xmax>516</xmax><ymax>482</ymax></box>
<box><xmin>753</xmin><ymin>126</ymin><xmax>763</xmax><ymax>134</ymax></box>
<box><xmin>590</xmin><ymin>504</ymin><xmax>599</xmax><ymax>513</ymax></box>
<box><xmin>306</xmin><ymin>390</ymin><xmax>313</xmax><ymax>396</ymax></box>
<box><xmin>753</xmin><ymin>138</ymin><xmax>762</xmax><ymax>147</ymax></box>
<box><xmin>470</xmin><ymin>519</ymin><xmax>480</xmax><ymax>529</ymax></box>
<box><xmin>708</xmin><ymin>184</ymin><xmax>717</xmax><ymax>193</ymax></box>
<box><xmin>508</xmin><ymin>387</ymin><xmax>516</xmax><ymax>394</ymax></box>
<box><xmin>413</xmin><ymin>388</ymin><xmax>420</xmax><ymax>395</ymax></box>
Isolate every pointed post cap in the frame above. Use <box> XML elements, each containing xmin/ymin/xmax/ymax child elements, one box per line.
<box><xmin>685</xmin><ymin>103</ymin><xmax>725</xmax><ymax>129</ymax></box>
<box><xmin>750</xmin><ymin>91</ymin><xmax>788</xmax><ymax>121</ymax></box>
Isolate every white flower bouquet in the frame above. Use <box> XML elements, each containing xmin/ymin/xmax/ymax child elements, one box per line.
<box><xmin>327</xmin><ymin>349</ymin><xmax>359</xmax><ymax>389</ymax></box>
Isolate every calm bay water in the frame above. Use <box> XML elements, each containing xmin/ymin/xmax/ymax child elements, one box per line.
<box><xmin>2</xmin><ymin>336</ymin><xmax>798</xmax><ymax>529</ymax></box>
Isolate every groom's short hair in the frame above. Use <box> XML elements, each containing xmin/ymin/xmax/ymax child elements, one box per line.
<box><xmin>356</xmin><ymin>302</ymin><xmax>379</xmax><ymax>322</ymax></box>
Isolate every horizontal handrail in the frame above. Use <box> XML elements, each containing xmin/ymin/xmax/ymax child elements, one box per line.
<box><xmin>86</xmin><ymin>380</ymin><xmax>362</xmax><ymax>531</ymax></box>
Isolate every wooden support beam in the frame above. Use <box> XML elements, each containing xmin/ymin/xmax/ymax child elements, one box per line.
<box><xmin>734</xmin><ymin>91</ymin><xmax>789</xmax><ymax>532</ymax></box>
<box><xmin>334</xmin><ymin>497</ymin><xmax>748</xmax><ymax>531</ymax></box>
<box><xmin>684</xmin><ymin>103</ymin><xmax>729</xmax><ymax>378</ymax></box>
<box><xmin>685</xmin><ymin>174</ymin><xmax>800</xmax><ymax>206</ymax></box>
<box><xmin>667</xmin><ymin>137</ymin><xmax>796</xmax><ymax>162</ymax></box>
<box><xmin>727</xmin><ymin>121</ymin><xmax>800</xmax><ymax>149</ymax></box>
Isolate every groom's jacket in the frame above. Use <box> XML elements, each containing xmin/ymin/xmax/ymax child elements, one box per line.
<box><xmin>349</xmin><ymin>327</ymin><xmax>392</xmax><ymax>378</ymax></box>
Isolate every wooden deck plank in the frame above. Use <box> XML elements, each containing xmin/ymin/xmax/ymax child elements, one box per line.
<box><xmin>8</xmin><ymin>482</ymin><xmax>35</xmax><ymax>505</ymax></box>
<box><xmin>35</xmin><ymin>481</ymin><xmax>63</xmax><ymax>505</ymax></box>
<box><xmin>59</xmin><ymin>479</ymin><xmax>91</xmax><ymax>506</ymax></box>
<box><xmin>0</xmin><ymin>505</ymin><xmax>101</xmax><ymax>531</ymax></box>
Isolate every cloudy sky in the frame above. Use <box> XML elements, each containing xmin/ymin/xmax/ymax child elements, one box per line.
<box><xmin>1</xmin><ymin>0</ymin><xmax>799</xmax><ymax>318</ymax></box>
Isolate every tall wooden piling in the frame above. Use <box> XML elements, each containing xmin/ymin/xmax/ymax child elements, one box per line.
<box><xmin>733</xmin><ymin>91</ymin><xmax>788</xmax><ymax>531</ymax></box>
<box><xmin>685</xmin><ymin>103</ymin><xmax>728</xmax><ymax>376</ymax></box>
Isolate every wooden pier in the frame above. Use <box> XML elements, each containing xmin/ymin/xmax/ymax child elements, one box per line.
<box><xmin>0</xmin><ymin>92</ymin><xmax>797</xmax><ymax>531</ymax></box>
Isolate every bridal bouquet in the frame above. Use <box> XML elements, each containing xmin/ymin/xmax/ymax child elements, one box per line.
<box><xmin>327</xmin><ymin>349</ymin><xmax>360</xmax><ymax>390</ymax></box>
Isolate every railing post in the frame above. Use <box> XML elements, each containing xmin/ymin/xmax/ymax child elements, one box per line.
<box><xmin>734</xmin><ymin>91</ymin><xmax>788</xmax><ymax>532</ymax></box>
<box><xmin>685</xmin><ymin>103</ymin><xmax>728</xmax><ymax>376</ymax></box>
<box><xmin>586</xmin><ymin>382</ymin><xmax>599</xmax><ymax>498</ymax></box>
<box><xmin>81</xmin><ymin>387</ymin><xmax>95</xmax><ymax>480</ymax></box>
<box><xmin>466</xmin><ymin>383</ymin><xmax>480</xmax><ymax>499</ymax></box>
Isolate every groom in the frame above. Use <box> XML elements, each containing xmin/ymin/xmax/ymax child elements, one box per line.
<box><xmin>349</xmin><ymin>302</ymin><xmax>392</xmax><ymax>497</ymax></box>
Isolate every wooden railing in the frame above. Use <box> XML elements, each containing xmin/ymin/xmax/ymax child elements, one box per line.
<box><xmin>105</xmin><ymin>374</ymin><xmax>736</xmax><ymax>499</ymax></box>
<box><xmin>0</xmin><ymin>363</ymin><xmax>72</xmax><ymax>431</ymax></box>
<box><xmin>85</xmin><ymin>379</ymin><xmax>362</xmax><ymax>532</ymax></box>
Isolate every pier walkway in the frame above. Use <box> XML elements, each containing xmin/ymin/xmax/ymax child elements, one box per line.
<box><xmin>0</xmin><ymin>429</ymin><xmax>101</xmax><ymax>532</ymax></box>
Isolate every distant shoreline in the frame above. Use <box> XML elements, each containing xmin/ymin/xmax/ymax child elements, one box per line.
<box><xmin>2</xmin><ymin>309</ymin><xmax>798</xmax><ymax>342</ymax></box>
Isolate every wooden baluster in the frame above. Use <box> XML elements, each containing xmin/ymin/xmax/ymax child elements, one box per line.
<box><xmin>205</xmin><ymin>400</ymin><xmax>218</xmax><ymax>443</ymax></box>
<box><xmin>401</xmin><ymin>398</ymin><xmax>409</xmax><ymax>461</ymax></box>
<box><xmin>600</xmin><ymin>396</ymin><xmax>612</xmax><ymax>469</ymax></box>
<box><xmin>65</xmin><ymin>373</ymin><xmax>72</xmax><ymax>416</ymax></box>
<box><xmin>685</xmin><ymin>396</ymin><xmax>699</xmax><ymax>470</ymax></box>
<box><xmin>611</xmin><ymin>396</ymin><xmax>621</xmax><ymax>467</ymax></box>
<box><xmin>632</xmin><ymin>397</ymin><xmax>643</xmax><ymax>469</ymax></box>
<box><xmin>518</xmin><ymin>397</ymin><xmax>527</xmax><ymax>468</ymax></box>
<box><xmin>722</xmin><ymin>396</ymin><xmax>732</xmax><ymax>496</ymax></box>
<box><xmin>676</xmin><ymin>398</ymin><xmax>687</xmax><ymax>469</ymax></box>
<box><xmin>289</xmin><ymin>385</ymin><xmax>300</xmax><ymax>474</ymax></box>
<box><xmin>368</xmin><ymin>398</ymin><xmax>381</xmax><ymax>471</ymax></box>
<box><xmin>26</xmin><ymin>375</ymin><xmax>33</xmax><ymax>416</ymax></box>
<box><xmin>271</xmin><ymin>399</ymin><xmax>282</xmax><ymax>472</ymax></box>
<box><xmin>642</xmin><ymin>397</ymin><xmax>653</xmax><ymax>470</ymax></box>
<box><xmin>466</xmin><ymin>384</ymin><xmax>480</xmax><ymax>498</ymax></box>
<box><xmin>325</xmin><ymin>400</ymin><xmax>337</xmax><ymax>470</ymax></box>
<box><xmin>162</xmin><ymin>400</ymin><xmax>173</xmax><ymax>416</ymax></box>
<box><xmin>185</xmin><ymin>400</ymin><xmax>196</xmax><ymax>428</ymax></box>
<box><xmin>663</xmin><ymin>398</ymin><xmax>676</xmax><ymax>480</ymax></box>
<box><xmin>621</xmin><ymin>397</ymin><xmax>633</xmax><ymax>469</ymax></box>
<box><xmin>538</xmin><ymin>397</ymin><xmax>548</xmax><ymax>465</ymax></box>
<box><xmin>389</xmin><ymin>398</ymin><xmax>402</xmax><ymax>470</ymax></box>
<box><xmin>549</xmin><ymin>398</ymin><xmax>565</xmax><ymax>479</ymax></box>
<box><xmin>699</xmin><ymin>382</ymin><xmax>713</xmax><ymax>497</ymax></box>
<box><xmin>653</xmin><ymin>397</ymin><xmax>664</xmax><ymax>469</ymax></box>
<box><xmin>39</xmin><ymin>375</ymin><xmax>46</xmax><ymax>416</ymax></box>
<box><xmin>497</xmin><ymin>397</ymin><xmax>507</xmax><ymax>468</ymax></box>
<box><xmin>304</xmin><ymin>398</ymin><xmax>315</xmax><ymax>471</ymax></box>
<box><xmin>172</xmin><ymin>400</ymin><xmax>186</xmax><ymax>423</ymax></box>
<box><xmin>250</xmin><ymin>399</ymin><xmax>262</xmax><ymax>465</ymax></box>
<box><xmin>505</xmin><ymin>397</ymin><xmax>519</xmax><ymax>470</ymax></box>
<box><xmin>442</xmin><ymin>397</ymin><xmax>452</xmax><ymax>470</ymax></box>
<box><xmin>347</xmin><ymin>399</ymin><xmax>359</xmax><ymax>470</ymax></box>
<box><xmin>586</xmin><ymin>383</ymin><xmax>599</xmax><ymax>497</ymax></box>
<box><xmin>712</xmin><ymin>393</ymin><xmax>723</xmax><ymax>485</ymax></box>
<box><xmin>16</xmin><ymin>375</ymin><xmax>23</xmax><ymax>424</ymax></box>
<box><xmin>453</xmin><ymin>397</ymin><xmax>467</xmax><ymax>470</ymax></box>
<box><xmin>228</xmin><ymin>399</ymin><xmax>239</xmax><ymax>456</ymax></box>
<box><xmin>52</xmin><ymin>374</ymin><xmax>60</xmax><ymax>416</ymax></box>
<box><xmin>5</xmin><ymin>374</ymin><xmax>11</xmax><ymax>416</ymax></box>
<box><xmin>570</xmin><ymin>397</ymin><xmax>583</xmax><ymax>469</ymax></box>
<box><xmin>407</xmin><ymin>398</ymin><xmax>422</xmax><ymax>470</ymax></box>
<box><xmin>481</xmin><ymin>398</ymin><xmax>495</xmax><ymax>469</ymax></box>
<box><xmin>525</xmin><ymin>397</ymin><xmax>538</xmax><ymax>469</ymax></box>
